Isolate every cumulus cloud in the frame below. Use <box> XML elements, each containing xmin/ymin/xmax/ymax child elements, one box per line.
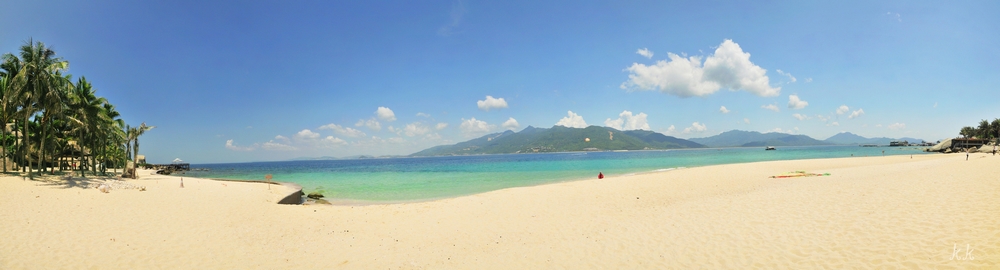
<box><xmin>888</xmin><ymin>123</ymin><xmax>905</xmax><ymax>130</ymax></box>
<box><xmin>805</xmin><ymin>78</ymin><xmax>813</xmax><ymax>83</ymax></box>
<box><xmin>477</xmin><ymin>96</ymin><xmax>509</xmax><ymax>111</ymax></box>
<box><xmin>828</xmin><ymin>121</ymin><xmax>840</xmax><ymax>126</ymax></box>
<box><xmin>683</xmin><ymin>122</ymin><xmax>707</xmax><ymax>133</ymax></box>
<box><xmin>848</xmin><ymin>108</ymin><xmax>865</xmax><ymax>119</ymax></box>
<box><xmin>792</xmin><ymin>113</ymin><xmax>810</xmax><ymax>121</ymax></box>
<box><xmin>664</xmin><ymin>125</ymin><xmax>677</xmax><ymax>134</ymax></box>
<box><xmin>261</xmin><ymin>140</ymin><xmax>296</xmax><ymax>151</ymax></box>
<box><xmin>719</xmin><ymin>106</ymin><xmax>730</xmax><ymax>114</ymax></box>
<box><xmin>224</xmin><ymin>139</ymin><xmax>255</xmax><ymax>151</ymax></box>
<box><xmin>622</xmin><ymin>40</ymin><xmax>780</xmax><ymax>98</ymax></box>
<box><xmin>416</xmin><ymin>112</ymin><xmax>430</xmax><ymax>117</ymax></box>
<box><xmin>636</xmin><ymin>48</ymin><xmax>654</xmax><ymax>58</ymax></box>
<box><xmin>836</xmin><ymin>105</ymin><xmax>850</xmax><ymax>115</ymax></box>
<box><xmin>887</xmin><ymin>12</ymin><xmax>901</xmax><ymax>22</ymax></box>
<box><xmin>376</xmin><ymin>107</ymin><xmax>396</xmax><ymax>122</ymax></box>
<box><xmin>744</xmin><ymin>118</ymin><xmax>750</xmax><ymax>124</ymax></box>
<box><xmin>319</xmin><ymin>123</ymin><xmax>367</xmax><ymax>138</ymax></box>
<box><xmin>555</xmin><ymin>111</ymin><xmax>588</xmax><ymax>128</ymax></box>
<box><xmin>761</xmin><ymin>104</ymin><xmax>779</xmax><ymax>112</ymax></box>
<box><xmin>460</xmin><ymin>117</ymin><xmax>495</xmax><ymax>134</ymax></box>
<box><xmin>604</xmin><ymin>110</ymin><xmax>650</xmax><ymax>131</ymax></box>
<box><xmin>355</xmin><ymin>118</ymin><xmax>382</xmax><ymax>131</ymax></box>
<box><xmin>502</xmin><ymin>117</ymin><xmax>520</xmax><ymax>130</ymax></box>
<box><xmin>816</xmin><ymin>115</ymin><xmax>830</xmax><ymax>122</ymax></box>
<box><xmin>403</xmin><ymin>122</ymin><xmax>430</xmax><ymax>137</ymax></box>
<box><xmin>787</xmin><ymin>94</ymin><xmax>808</xmax><ymax>109</ymax></box>
<box><xmin>321</xmin><ymin>136</ymin><xmax>347</xmax><ymax>147</ymax></box>
<box><xmin>435</xmin><ymin>122</ymin><xmax>448</xmax><ymax>130</ymax></box>
<box><xmin>294</xmin><ymin>129</ymin><xmax>321</xmax><ymax>141</ymax></box>
<box><xmin>776</xmin><ymin>69</ymin><xmax>797</xmax><ymax>83</ymax></box>
<box><xmin>274</xmin><ymin>135</ymin><xmax>290</xmax><ymax>143</ymax></box>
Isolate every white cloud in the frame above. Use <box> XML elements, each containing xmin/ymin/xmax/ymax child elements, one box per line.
<box><xmin>876</xmin><ymin>124</ymin><xmax>883</xmax><ymax>128</ymax></box>
<box><xmin>435</xmin><ymin>122</ymin><xmax>448</xmax><ymax>130</ymax></box>
<box><xmin>805</xmin><ymin>78</ymin><xmax>812</xmax><ymax>83</ymax></box>
<box><xmin>683</xmin><ymin>122</ymin><xmax>707</xmax><ymax>133</ymax></box>
<box><xmin>792</xmin><ymin>113</ymin><xmax>810</xmax><ymax>121</ymax></box>
<box><xmin>787</xmin><ymin>94</ymin><xmax>808</xmax><ymax>109</ymax></box>
<box><xmin>502</xmin><ymin>117</ymin><xmax>520</xmax><ymax>130</ymax></box>
<box><xmin>848</xmin><ymin>108</ymin><xmax>865</xmax><ymax>119</ymax></box>
<box><xmin>477</xmin><ymin>95</ymin><xmax>509</xmax><ymax>111</ymax></box>
<box><xmin>719</xmin><ymin>106</ymin><xmax>730</xmax><ymax>114</ymax></box>
<box><xmin>761</xmin><ymin>104</ymin><xmax>779</xmax><ymax>112</ymax></box>
<box><xmin>828</xmin><ymin>121</ymin><xmax>840</xmax><ymax>126</ymax></box>
<box><xmin>437</xmin><ymin>0</ymin><xmax>465</xmax><ymax>36</ymax></box>
<box><xmin>888</xmin><ymin>123</ymin><xmax>906</xmax><ymax>130</ymax></box>
<box><xmin>555</xmin><ymin>111</ymin><xmax>588</xmax><ymax>128</ymax></box>
<box><xmin>355</xmin><ymin>118</ymin><xmax>382</xmax><ymax>131</ymax></box>
<box><xmin>887</xmin><ymin>12</ymin><xmax>901</xmax><ymax>22</ymax></box>
<box><xmin>621</xmin><ymin>39</ymin><xmax>780</xmax><ymax>98</ymax></box>
<box><xmin>933</xmin><ymin>102</ymin><xmax>938</xmax><ymax>108</ymax></box>
<box><xmin>224</xmin><ymin>139</ymin><xmax>255</xmax><ymax>151</ymax></box>
<box><xmin>261</xmin><ymin>140</ymin><xmax>296</xmax><ymax>151</ymax></box>
<box><xmin>816</xmin><ymin>115</ymin><xmax>830</xmax><ymax>122</ymax></box>
<box><xmin>636</xmin><ymin>48</ymin><xmax>654</xmax><ymax>58</ymax></box>
<box><xmin>664</xmin><ymin>125</ymin><xmax>677</xmax><ymax>134</ymax></box>
<box><xmin>321</xmin><ymin>136</ymin><xmax>347</xmax><ymax>147</ymax></box>
<box><xmin>460</xmin><ymin>117</ymin><xmax>495</xmax><ymax>134</ymax></box>
<box><xmin>274</xmin><ymin>135</ymin><xmax>290</xmax><ymax>143</ymax></box>
<box><xmin>416</xmin><ymin>112</ymin><xmax>430</xmax><ymax>117</ymax></box>
<box><xmin>319</xmin><ymin>123</ymin><xmax>367</xmax><ymax>138</ymax></box>
<box><xmin>776</xmin><ymin>69</ymin><xmax>797</xmax><ymax>83</ymax></box>
<box><xmin>836</xmin><ymin>105</ymin><xmax>850</xmax><ymax>115</ymax></box>
<box><xmin>604</xmin><ymin>110</ymin><xmax>650</xmax><ymax>130</ymax></box>
<box><xmin>294</xmin><ymin>129</ymin><xmax>321</xmax><ymax>141</ymax></box>
<box><xmin>376</xmin><ymin>107</ymin><xmax>396</xmax><ymax>122</ymax></box>
<box><xmin>403</xmin><ymin>122</ymin><xmax>430</xmax><ymax>137</ymax></box>
<box><xmin>743</xmin><ymin>118</ymin><xmax>750</xmax><ymax>124</ymax></box>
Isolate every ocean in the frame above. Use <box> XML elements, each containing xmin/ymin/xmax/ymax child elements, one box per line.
<box><xmin>181</xmin><ymin>145</ymin><xmax>930</xmax><ymax>203</ymax></box>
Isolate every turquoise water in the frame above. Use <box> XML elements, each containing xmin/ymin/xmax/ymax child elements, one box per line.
<box><xmin>182</xmin><ymin>145</ymin><xmax>930</xmax><ymax>202</ymax></box>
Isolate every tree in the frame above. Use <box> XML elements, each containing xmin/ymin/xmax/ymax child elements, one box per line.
<box><xmin>977</xmin><ymin>119</ymin><xmax>991</xmax><ymax>140</ymax></box>
<box><xmin>991</xmin><ymin>118</ymin><xmax>1000</xmax><ymax>142</ymax></box>
<box><xmin>8</xmin><ymin>39</ymin><xmax>69</xmax><ymax>177</ymax></box>
<box><xmin>0</xmin><ymin>75</ymin><xmax>15</xmax><ymax>172</ymax></box>
<box><xmin>127</xmin><ymin>122</ymin><xmax>154</xmax><ymax>179</ymax></box>
<box><xmin>960</xmin><ymin>126</ymin><xmax>975</xmax><ymax>138</ymax></box>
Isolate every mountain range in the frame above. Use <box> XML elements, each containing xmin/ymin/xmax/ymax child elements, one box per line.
<box><xmin>410</xmin><ymin>126</ymin><xmax>704</xmax><ymax>156</ymax></box>
<box><xmin>409</xmin><ymin>128</ymin><xmax>930</xmax><ymax>157</ymax></box>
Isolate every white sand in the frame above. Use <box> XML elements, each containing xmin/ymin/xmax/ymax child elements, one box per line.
<box><xmin>1</xmin><ymin>154</ymin><xmax>997</xmax><ymax>269</ymax></box>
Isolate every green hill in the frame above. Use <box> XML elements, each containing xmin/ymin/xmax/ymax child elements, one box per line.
<box><xmin>690</xmin><ymin>130</ymin><xmax>831</xmax><ymax>147</ymax></box>
<box><xmin>410</xmin><ymin>126</ymin><xmax>705</xmax><ymax>156</ymax></box>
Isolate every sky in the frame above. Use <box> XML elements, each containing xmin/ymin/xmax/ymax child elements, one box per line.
<box><xmin>2</xmin><ymin>1</ymin><xmax>998</xmax><ymax>164</ymax></box>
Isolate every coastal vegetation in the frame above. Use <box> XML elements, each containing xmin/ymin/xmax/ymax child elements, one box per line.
<box><xmin>410</xmin><ymin>125</ymin><xmax>705</xmax><ymax>156</ymax></box>
<box><xmin>959</xmin><ymin>119</ymin><xmax>1000</xmax><ymax>140</ymax></box>
<box><xmin>0</xmin><ymin>39</ymin><xmax>151</xmax><ymax>178</ymax></box>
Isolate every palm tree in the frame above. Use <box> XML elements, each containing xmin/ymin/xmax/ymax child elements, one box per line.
<box><xmin>960</xmin><ymin>126</ymin><xmax>975</xmax><ymax>138</ymax></box>
<box><xmin>0</xmin><ymin>75</ymin><xmax>15</xmax><ymax>172</ymax></box>
<box><xmin>127</xmin><ymin>122</ymin><xmax>154</xmax><ymax>179</ymax></box>
<box><xmin>991</xmin><ymin>118</ymin><xmax>1000</xmax><ymax>142</ymax></box>
<box><xmin>977</xmin><ymin>119</ymin><xmax>991</xmax><ymax>140</ymax></box>
<box><xmin>66</xmin><ymin>77</ymin><xmax>109</xmax><ymax>177</ymax></box>
<box><xmin>7</xmin><ymin>39</ymin><xmax>69</xmax><ymax>177</ymax></box>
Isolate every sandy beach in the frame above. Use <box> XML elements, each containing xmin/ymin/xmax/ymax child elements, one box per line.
<box><xmin>1</xmin><ymin>153</ymin><xmax>997</xmax><ymax>269</ymax></box>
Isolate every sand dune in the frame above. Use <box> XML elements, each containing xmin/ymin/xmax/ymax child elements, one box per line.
<box><xmin>1</xmin><ymin>154</ymin><xmax>997</xmax><ymax>269</ymax></box>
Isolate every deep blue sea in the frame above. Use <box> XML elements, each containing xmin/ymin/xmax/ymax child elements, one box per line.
<box><xmin>180</xmin><ymin>145</ymin><xmax>930</xmax><ymax>203</ymax></box>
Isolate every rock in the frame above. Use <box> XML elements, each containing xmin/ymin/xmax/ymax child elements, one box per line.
<box><xmin>307</xmin><ymin>192</ymin><xmax>325</xmax><ymax>199</ymax></box>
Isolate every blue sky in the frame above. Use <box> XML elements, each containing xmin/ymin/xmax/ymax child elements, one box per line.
<box><xmin>3</xmin><ymin>1</ymin><xmax>998</xmax><ymax>163</ymax></box>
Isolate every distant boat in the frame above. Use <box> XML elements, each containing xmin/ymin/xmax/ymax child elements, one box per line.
<box><xmin>765</xmin><ymin>146</ymin><xmax>776</xmax><ymax>150</ymax></box>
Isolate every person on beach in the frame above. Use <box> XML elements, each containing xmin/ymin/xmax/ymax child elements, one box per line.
<box><xmin>598</xmin><ymin>172</ymin><xmax>604</xmax><ymax>179</ymax></box>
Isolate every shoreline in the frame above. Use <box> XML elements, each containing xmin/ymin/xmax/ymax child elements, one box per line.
<box><xmin>2</xmin><ymin>152</ymin><xmax>996</xmax><ymax>268</ymax></box>
<box><xmin>183</xmin><ymin>150</ymin><xmax>937</xmax><ymax>205</ymax></box>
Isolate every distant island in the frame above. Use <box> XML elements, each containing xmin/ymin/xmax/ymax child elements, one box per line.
<box><xmin>408</xmin><ymin>127</ymin><xmax>930</xmax><ymax>157</ymax></box>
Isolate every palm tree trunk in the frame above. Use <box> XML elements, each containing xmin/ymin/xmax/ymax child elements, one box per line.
<box><xmin>132</xmin><ymin>139</ymin><xmax>139</xmax><ymax>179</ymax></box>
<box><xmin>23</xmin><ymin>113</ymin><xmax>29</xmax><ymax>175</ymax></box>
<box><xmin>2</xmin><ymin>125</ymin><xmax>7</xmax><ymax>173</ymax></box>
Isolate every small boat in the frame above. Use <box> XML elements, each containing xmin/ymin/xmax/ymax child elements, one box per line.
<box><xmin>765</xmin><ymin>146</ymin><xmax>776</xmax><ymax>150</ymax></box>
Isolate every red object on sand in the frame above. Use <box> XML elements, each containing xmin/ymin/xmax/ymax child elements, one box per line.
<box><xmin>598</xmin><ymin>172</ymin><xmax>604</xmax><ymax>179</ymax></box>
